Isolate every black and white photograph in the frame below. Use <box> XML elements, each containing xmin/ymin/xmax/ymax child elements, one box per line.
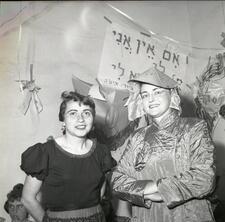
<box><xmin>0</xmin><ymin>1</ymin><xmax>225</xmax><ymax>222</ymax></box>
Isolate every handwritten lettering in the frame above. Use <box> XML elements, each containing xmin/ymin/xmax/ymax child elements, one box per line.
<box><xmin>99</xmin><ymin>24</ymin><xmax>189</xmax><ymax>90</ymax></box>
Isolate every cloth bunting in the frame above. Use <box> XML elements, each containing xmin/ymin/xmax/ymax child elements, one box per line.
<box><xmin>124</xmin><ymin>82</ymin><xmax>145</xmax><ymax>121</ymax></box>
<box><xmin>191</xmin><ymin>53</ymin><xmax>225</xmax><ymax>133</ymax></box>
<box><xmin>17</xmin><ymin>64</ymin><xmax>43</xmax><ymax>115</ymax></box>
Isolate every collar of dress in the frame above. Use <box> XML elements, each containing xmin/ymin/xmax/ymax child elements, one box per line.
<box><xmin>150</xmin><ymin>109</ymin><xmax>180</xmax><ymax>130</ymax></box>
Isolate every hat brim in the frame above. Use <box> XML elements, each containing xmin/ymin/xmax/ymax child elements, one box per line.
<box><xmin>128</xmin><ymin>66</ymin><xmax>178</xmax><ymax>89</ymax></box>
<box><xmin>128</xmin><ymin>78</ymin><xmax>177</xmax><ymax>89</ymax></box>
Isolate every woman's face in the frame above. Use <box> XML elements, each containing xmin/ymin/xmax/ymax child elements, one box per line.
<box><xmin>64</xmin><ymin>100</ymin><xmax>94</xmax><ymax>138</ymax></box>
<box><xmin>8</xmin><ymin>199</ymin><xmax>27</xmax><ymax>222</ymax></box>
<box><xmin>140</xmin><ymin>83</ymin><xmax>171</xmax><ymax>120</ymax></box>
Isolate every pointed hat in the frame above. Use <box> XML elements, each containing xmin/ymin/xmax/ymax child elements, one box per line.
<box><xmin>129</xmin><ymin>67</ymin><xmax>178</xmax><ymax>89</ymax></box>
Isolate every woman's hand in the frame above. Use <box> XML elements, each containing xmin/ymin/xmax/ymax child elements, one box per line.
<box><xmin>144</xmin><ymin>193</ymin><xmax>163</xmax><ymax>202</ymax></box>
<box><xmin>144</xmin><ymin>181</ymin><xmax>158</xmax><ymax>195</ymax></box>
<box><xmin>143</xmin><ymin>181</ymin><xmax>162</xmax><ymax>202</ymax></box>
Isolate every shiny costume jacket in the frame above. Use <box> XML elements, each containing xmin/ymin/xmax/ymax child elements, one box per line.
<box><xmin>111</xmin><ymin>111</ymin><xmax>216</xmax><ymax>222</ymax></box>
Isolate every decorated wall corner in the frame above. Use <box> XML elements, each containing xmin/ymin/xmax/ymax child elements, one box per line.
<box><xmin>192</xmin><ymin>53</ymin><xmax>225</xmax><ymax>134</ymax></box>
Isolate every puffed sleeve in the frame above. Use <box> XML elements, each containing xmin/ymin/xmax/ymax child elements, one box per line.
<box><xmin>111</xmin><ymin>130</ymin><xmax>151</xmax><ymax>208</ymax></box>
<box><xmin>157</xmin><ymin>120</ymin><xmax>216</xmax><ymax>208</ymax></box>
<box><xmin>100</xmin><ymin>144</ymin><xmax>117</xmax><ymax>173</ymax></box>
<box><xmin>20</xmin><ymin>143</ymin><xmax>49</xmax><ymax>180</ymax></box>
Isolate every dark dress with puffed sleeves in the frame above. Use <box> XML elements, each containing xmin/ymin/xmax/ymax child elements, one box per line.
<box><xmin>21</xmin><ymin>138</ymin><xmax>116</xmax><ymax>221</ymax></box>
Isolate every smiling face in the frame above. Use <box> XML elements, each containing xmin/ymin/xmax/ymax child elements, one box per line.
<box><xmin>63</xmin><ymin>100</ymin><xmax>94</xmax><ymax>138</ymax></box>
<box><xmin>140</xmin><ymin>83</ymin><xmax>172</xmax><ymax>121</ymax></box>
<box><xmin>8</xmin><ymin>199</ymin><xmax>28</xmax><ymax>222</ymax></box>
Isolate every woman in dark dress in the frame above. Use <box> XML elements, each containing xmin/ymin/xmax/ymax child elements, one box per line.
<box><xmin>20</xmin><ymin>91</ymin><xmax>116</xmax><ymax>222</ymax></box>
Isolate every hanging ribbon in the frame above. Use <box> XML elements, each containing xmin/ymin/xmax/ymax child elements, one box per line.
<box><xmin>17</xmin><ymin>64</ymin><xmax>43</xmax><ymax>115</ymax></box>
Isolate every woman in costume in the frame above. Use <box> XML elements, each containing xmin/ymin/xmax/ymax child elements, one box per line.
<box><xmin>111</xmin><ymin>67</ymin><xmax>216</xmax><ymax>222</ymax></box>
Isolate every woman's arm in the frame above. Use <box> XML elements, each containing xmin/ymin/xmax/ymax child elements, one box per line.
<box><xmin>107</xmin><ymin>119</ymin><xmax>140</xmax><ymax>151</ymax></box>
<box><xmin>157</xmin><ymin>120</ymin><xmax>216</xmax><ymax>208</ymax></box>
<box><xmin>21</xmin><ymin>175</ymin><xmax>45</xmax><ymax>222</ymax></box>
<box><xmin>111</xmin><ymin>133</ymin><xmax>153</xmax><ymax>207</ymax></box>
<box><xmin>93</xmin><ymin>119</ymin><xmax>140</xmax><ymax>151</ymax></box>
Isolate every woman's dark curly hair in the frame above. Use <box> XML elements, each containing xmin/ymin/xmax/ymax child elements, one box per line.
<box><xmin>219</xmin><ymin>104</ymin><xmax>225</xmax><ymax>118</ymax></box>
<box><xmin>4</xmin><ymin>183</ymin><xmax>24</xmax><ymax>213</ymax></box>
<box><xmin>59</xmin><ymin>91</ymin><xmax>96</xmax><ymax>122</ymax></box>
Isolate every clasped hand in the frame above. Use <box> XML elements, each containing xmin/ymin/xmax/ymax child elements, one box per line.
<box><xmin>144</xmin><ymin>180</ymin><xmax>162</xmax><ymax>202</ymax></box>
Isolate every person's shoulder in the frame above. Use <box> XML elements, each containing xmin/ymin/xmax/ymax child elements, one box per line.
<box><xmin>25</xmin><ymin>137</ymin><xmax>55</xmax><ymax>153</ymax></box>
<box><xmin>35</xmin><ymin>139</ymin><xmax>53</xmax><ymax>148</ymax></box>
<box><xmin>95</xmin><ymin>139</ymin><xmax>108</xmax><ymax>151</ymax></box>
<box><xmin>134</xmin><ymin>125</ymin><xmax>149</xmax><ymax>135</ymax></box>
<box><xmin>94</xmin><ymin>139</ymin><xmax>115</xmax><ymax>161</ymax></box>
<box><xmin>94</xmin><ymin>139</ymin><xmax>115</xmax><ymax>159</ymax></box>
<box><xmin>126</xmin><ymin>125</ymin><xmax>148</xmax><ymax>143</ymax></box>
<box><xmin>21</xmin><ymin>137</ymin><xmax>55</xmax><ymax>177</ymax></box>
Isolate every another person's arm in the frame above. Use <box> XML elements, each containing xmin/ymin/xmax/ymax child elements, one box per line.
<box><xmin>111</xmin><ymin>131</ymin><xmax>156</xmax><ymax>208</ymax></box>
<box><xmin>22</xmin><ymin>175</ymin><xmax>44</xmax><ymax>222</ymax></box>
<box><xmin>107</xmin><ymin>118</ymin><xmax>140</xmax><ymax>151</ymax></box>
<box><xmin>94</xmin><ymin>118</ymin><xmax>140</xmax><ymax>151</ymax></box>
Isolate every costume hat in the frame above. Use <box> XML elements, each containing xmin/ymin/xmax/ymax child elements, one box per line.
<box><xmin>129</xmin><ymin>67</ymin><xmax>178</xmax><ymax>89</ymax></box>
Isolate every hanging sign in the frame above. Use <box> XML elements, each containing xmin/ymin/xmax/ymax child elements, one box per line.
<box><xmin>98</xmin><ymin>22</ymin><xmax>189</xmax><ymax>90</ymax></box>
